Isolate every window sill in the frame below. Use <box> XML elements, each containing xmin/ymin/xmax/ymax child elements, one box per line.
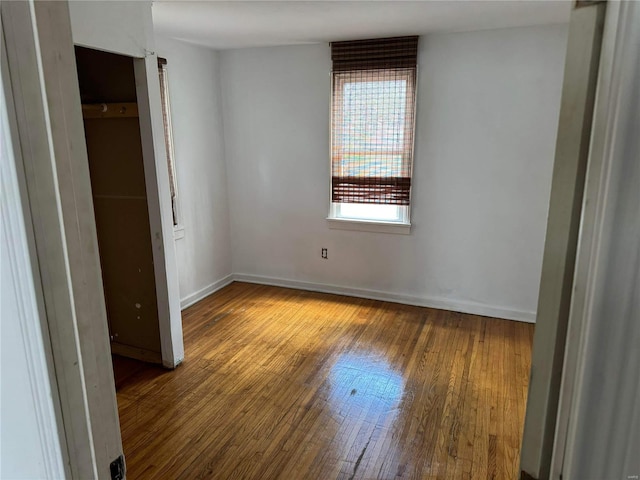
<box><xmin>173</xmin><ymin>226</ymin><xmax>185</xmax><ymax>240</ymax></box>
<box><xmin>326</xmin><ymin>218</ymin><xmax>411</xmax><ymax>235</ymax></box>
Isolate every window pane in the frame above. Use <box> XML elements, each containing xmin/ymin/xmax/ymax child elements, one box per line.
<box><xmin>338</xmin><ymin>203</ymin><xmax>402</xmax><ymax>221</ymax></box>
<box><xmin>329</xmin><ymin>37</ymin><xmax>418</xmax><ymax>219</ymax></box>
<box><xmin>338</xmin><ymin>154</ymin><xmax>404</xmax><ymax>177</ymax></box>
<box><xmin>342</xmin><ymin>79</ymin><xmax>407</xmax><ymax>154</ymax></box>
<box><xmin>330</xmin><ymin>68</ymin><xmax>416</xmax><ymax>207</ymax></box>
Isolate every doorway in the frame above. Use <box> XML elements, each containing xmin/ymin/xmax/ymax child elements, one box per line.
<box><xmin>75</xmin><ymin>47</ymin><xmax>162</xmax><ymax>374</ymax></box>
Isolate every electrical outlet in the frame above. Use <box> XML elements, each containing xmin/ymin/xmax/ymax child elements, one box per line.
<box><xmin>321</xmin><ymin>248</ymin><xmax>328</xmax><ymax>259</ymax></box>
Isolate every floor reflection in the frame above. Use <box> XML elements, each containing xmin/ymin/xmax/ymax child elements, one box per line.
<box><xmin>325</xmin><ymin>351</ymin><xmax>405</xmax><ymax>474</ymax></box>
<box><xmin>328</xmin><ymin>352</ymin><xmax>404</xmax><ymax>412</ymax></box>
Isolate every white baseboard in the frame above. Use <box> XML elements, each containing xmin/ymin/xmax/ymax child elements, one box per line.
<box><xmin>233</xmin><ymin>273</ymin><xmax>536</xmax><ymax>323</ymax></box>
<box><xmin>180</xmin><ymin>274</ymin><xmax>234</xmax><ymax>310</ymax></box>
<box><xmin>179</xmin><ymin>273</ymin><xmax>537</xmax><ymax>323</ymax></box>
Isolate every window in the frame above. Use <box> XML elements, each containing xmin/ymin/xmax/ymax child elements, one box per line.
<box><xmin>329</xmin><ymin>36</ymin><xmax>418</xmax><ymax>231</ymax></box>
<box><xmin>157</xmin><ymin>57</ymin><xmax>181</xmax><ymax>232</ymax></box>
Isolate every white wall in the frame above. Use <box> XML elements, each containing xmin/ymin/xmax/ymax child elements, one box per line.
<box><xmin>155</xmin><ymin>36</ymin><xmax>233</xmax><ymax>307</ymax></box>
<box><xmin>69</xmin><ymin>1</ymin><xmax>152</xmax><ymax>58</ymax></box>
<box><xmin>220</xmin><ymin>24</ymin><xmax>569</xmax><ymax>322</ymax></box>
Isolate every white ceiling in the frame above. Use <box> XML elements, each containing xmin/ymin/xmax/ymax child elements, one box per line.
<box><xmin>152</xmin><ymin>1</ymin><xmax>572</xmax><ymax>50</ymax></box>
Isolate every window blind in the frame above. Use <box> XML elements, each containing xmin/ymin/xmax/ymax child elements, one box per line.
<box><xmin>157</xmin><ymin>57</ymin><xmax>179</xmax><ymax>225</ymax></box>
<box><xmin>331</xmin><ymin>37</ymin><xmax>418</xmax><ymax>206</ymax></box>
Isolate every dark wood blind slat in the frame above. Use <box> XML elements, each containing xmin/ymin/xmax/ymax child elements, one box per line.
<box><xmin>331</xmin><ymin>36</ymin><xmax>418</xmax><ymax>71</ymax></box>
<box><xmin>332</xmin><ymin>177</ymin><xmax>412</xmax><ymax>205</ymax></box>
<box><xmin>333</xmin><ymin>60</ymin><xmax>416</xmax><ymax>71</ymax></box>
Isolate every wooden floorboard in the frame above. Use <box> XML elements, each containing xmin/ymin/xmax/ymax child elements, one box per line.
<box><xmin>115</xmin><ymin>282</ymin><xmax>534</xmax><ymax>479</ymax></box>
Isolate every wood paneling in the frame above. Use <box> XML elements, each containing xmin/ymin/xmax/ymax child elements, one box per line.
<box><xmin>115</xmin><ymin>282</ymin><xmax>534</xmax><ymax>479</ymax></box>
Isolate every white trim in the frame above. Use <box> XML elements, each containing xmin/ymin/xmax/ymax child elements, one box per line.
<box><xmin>173</xmin><ymin>226</ymin><xmax>185</xmax><ymax>240</ymax></box>
<box><xmin>553</xmin><ymin>2</ymin><xmax>640</xmax><ymax>478</ymax></box>
<box><xmin>179</xmin><ymin>273</ymin><xmax>535</xmax><ymax>322</ymax></box>
<box><xmin>329</xmin><ymin>202</ymin><xmax>410</xmax><ymax>224</ymax></box>
<box><xmin>326</xmin><ymin>217</ymin><xmax>411</xmax><ymax>235</ymax></box>
<box><xmin>180</xmin><ymin>274</ymin><xmax>235</xmax><ymax>310</ymax></box>
<box><xmin>1</xmin><ymin>30</ymin><xmax>67</xmax><ymax>477</ymax></box>
<box><xmin>134</xmin><ymin>55</ymin><xmax>185</xmax><ymax>368</ymax></box>
<box><xmin>519</xmin><ymin>4</ymin><xmax>607</xmax><ymax>478</ymax></box>
<box><xmin>550</xmin><ymin>2</ymin><xmax>622</xmax><ymax>477</ymax></box>
<box><xmin>233</xmin><ymin>273</ymin><xmax>536</xmax><ymax>323</ymax></box>
<box><xmin>3</xmin><ymin>2</ymin><xmax>123</xmax><ymax>477</ymax></box>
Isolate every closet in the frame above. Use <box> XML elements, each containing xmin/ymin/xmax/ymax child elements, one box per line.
<box><xmin>75</xmin><ymin>46</ymin><xmax>162</xmax><ymax>366</ymax></box>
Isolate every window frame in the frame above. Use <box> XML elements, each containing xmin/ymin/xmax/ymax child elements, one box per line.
<box><xmin>330</xmin><ymin>203</ymin><xmax>410</xmax><ymax>224</ymax></box>
<box><xmin>157</xmin><ymin>58</ymin><xmax>184</xmax><ymax>238</ymax></box>
<box><xmin>327</xmin><ymin>67</ymin><xmax>417</xmax><ymax>233</ymax></box>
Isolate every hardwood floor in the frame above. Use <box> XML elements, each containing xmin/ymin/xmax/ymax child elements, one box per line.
<box><xmin>115</xmin><ymin>282</ymin><xmax>534</xmax><ymax>479</ymax></box>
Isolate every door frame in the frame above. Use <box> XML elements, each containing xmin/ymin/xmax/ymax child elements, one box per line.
<box><xmin>1</xmin><ymin>15</ymin><xmax>69</xmax><ymax>478</ymax></box>
<box><xmin>520</xmin><ymin>1</ymin><xmax>640</xmax><ymax>479</ymax></box>
<box><xmin>2</xmin><ymin>1</ymin><xmax>122</xmax><ymax>477</ymax></box>
<box><xmin>70</xmin><ymin>4</ymin><xmax>184</xmax><ymax>369</ymax></box>
<box><xmin>132</xmin><ymin>53</ymin><xmax>184</xmax><ymax>368</ymax></box>
<box><xmin>547</xmin><ymin>1</ymin><xmax>622</xmax><ymax>476</ymax></box>
<box><xmin>3</xmin><ymin>0</ymin><xmax>184</xmax><ymax>370</ymax></box>
<box><xmin>2</xmin><ymin>0</ymin><xmax>183</xmax><ymax>476</ymax></box>
<box><xmin>518</xmin><ymin>3</ymin><xmax>606</xmax><ymax>479</ymax></box>
<box><xmin>550</xmin><ymin>1</ymin><xmax>640</xmax><ymax>477</ymax></box>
